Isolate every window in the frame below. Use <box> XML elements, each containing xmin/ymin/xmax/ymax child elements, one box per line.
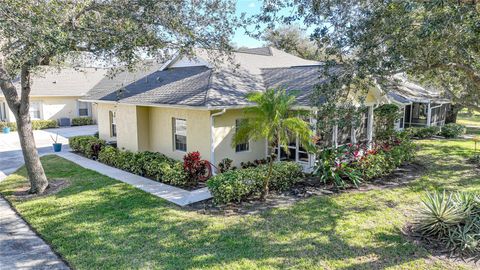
<box><xmin>78</xmin><ymin>101</ymin><xmax>90</xmax><ymax>117</ymax></box>
<box><xmin>109</xmin><ymin>111</ymin><xmax>117</xmax><ymax>137</ymax></box>
<box><xmin>29</xmin><ymin>101</ymin><xmax>41</xmax><ymax>119</ymax></box>
<box><xmin>0</xmin><ymin>102</ymin><xmax>6</xmax><ymax>121</ymax></box>
<box><xmin>173</xmin><ymin>118</ymin><xmax>187</xmax><ymax>152</ymax></box>
<box><xmin>235</xmin><ymin>119</ymin><xmax>249</xmax><ymax>152</ymax></box>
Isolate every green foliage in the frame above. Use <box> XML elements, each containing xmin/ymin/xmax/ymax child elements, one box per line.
<box><xmin>315</xmin><ymin>133</ymin><xmax>416</xmax><ymax>189</ymax></box>
<box><xmin>68</xmin><ymin>135</ymin><xmax>105</xmax><ymax>158</ymax></box>
<box><xmin>374</xmin><ymin>104</ymin><xmax>400</xmax><ymax>141</ymax></box>
<box><xmin>405</xmin><ymin>126</ymin><xmax>441</xmax><ymax>139</ymax></box>
<box><xmin>207</xmin><ymin>162</ymin><xmax>303</xmax><ymax>204</ymax></box>
<box><xmin>256</xmin><ymin>1</ymin><xmax>480</xmax><ymax>111</ymax></box>
<box><xmin>31</xmin><ymin>120</ymin><xmax>58</xmax><ymax>130</ymax></box>
<box><xmin>96</xmin><ymin>145</ymin><xmax>189</xmax><ymax>186</ymax></box>
<box><xmin>232</xmin><ymin>88</ymin><xmax>314</xmax><ymax>198</ymax></box>
<box><xmin>440</xmin><ymin>123</ymin><xmax>466</xmax><ymax>138</ymax></box>
<box><xmin>72</xmin><ymin>117</ymin><xmax>94</xmax><ymax>126</ymax></box>
<box><xmin>218</xmin><ymin>158</ymin><xmax>234</xmax><ymax>173</ymax></box>
<box><xmin>414</xmin><ymin>191</ymin><xmax>480</xmax><ymax>257</ymax></box>
<box><xmin>0</xmin><ymin>122</ymin><xmax>17</xmax><ymax>131</ymax></box>
<box><xmin>1</xmin><ymin>120</ymin><xmax>57</xmax><ymax>131</ymax></box>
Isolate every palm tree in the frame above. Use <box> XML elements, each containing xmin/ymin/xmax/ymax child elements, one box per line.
<box><xmin>232</xmin><ymin>88</ymin><xmax>315</xmax><ymax>200</ymax></box>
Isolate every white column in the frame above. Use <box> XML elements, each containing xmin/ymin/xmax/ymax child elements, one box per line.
<box><xmin>333</xmin><ymin>125</ymin><xmax>338</xmax><ymax>148</ymax></box>
<box><xmin>309</xmin><ymin>111</ymin><xmax>317</xmax><ymax>168</ymax></box>
<box><xmin>367</xmin><ymin>106</ymin><xmax>374</xmax><ymax>146</ymax></box>
<box><xmin>426</xmin><ymin>102</ymin><xmax>431</xmax><ymax>127</ymax></box>
<box><xmin>351</xmin><ymin>120</ymin><xmax>357</xmax><ymax>144</ymax></box>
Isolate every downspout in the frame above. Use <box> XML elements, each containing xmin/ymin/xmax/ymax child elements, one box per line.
<box><xmin>210</xmin><ymin>108</ymin><xmax>227</xmax><ymax>175</ymax></box>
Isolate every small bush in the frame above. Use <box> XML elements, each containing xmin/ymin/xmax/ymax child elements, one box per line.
<box><xmin>183</xmin><ymin>151</ymin><xmax>209</xmax><ymax>185</ymax></box>
<box><xmin>207</xmin><ymin>162</ymin><xmax>302</xmax><ymax>204</ymax></box>
<box><xmin>68</xmin><ymin>135</ymin><xmax>105</xmax><ymax>158</ymax></box>
<box><xmin>72</xmin><ymin>117</ymin><xmax>94</xmax><ymax>126</ymax></box>
<box><xmin>98</xmin><ymin>146</ymin><xmax>119</xmax><ymax>166</ymax></box>
<box><xmin>440</xmin><ymin>123</ymin><xmax>466</xmax><ymax>138</ymax></box>
<box><xmin>218</xmin><ymin>158</ymin><xmax>233</xmax><ymax>173</ymax></box>
<box><xmin>161</xmin><ymin>162</ymin><xmax>189</xmax><ymax>186</ymax></box>
<box><xmin>405</xmin><ymin>126</ymin><xmax>441</xmax><ymax>139</ymax></box>
<box><xmin>0</xmin><ymin>122</ymin><xmax>17</xmax><ymax>131</ymax></box>
<box><xmin>414</xmin><ymin>191</ymin><xmax>480</xmax><ymax>258</ymax></box>
<box><xmin>32</xmin><ymin>119</ymin><xmax>58</xmax><ymax>130</ymax></box>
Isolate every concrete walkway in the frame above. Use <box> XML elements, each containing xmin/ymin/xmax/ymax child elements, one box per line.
<box><xmin>0</xmin><ymin>125</ymin><xmax>96</xmax><ymax>270</ymax></box>
<box><xmin>57</xmin><ymin>152</ymin><xmax>212</xmax><ymax>206</ymax></box>
<box><xmin>0</xmin><ymin>197</ymin><xmax>69</xmax><ymax>270</ymax></box>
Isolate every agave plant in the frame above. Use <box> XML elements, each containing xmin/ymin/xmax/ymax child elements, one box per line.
<box><xmin>415</xmin><ymin>191</ymin><xmax>466</xmax><ymax>238</ymax></box>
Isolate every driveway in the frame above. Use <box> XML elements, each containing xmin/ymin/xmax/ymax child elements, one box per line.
<box><xmin>0</xmin><ymin>125</ymin><xmax>98</xmax><ymax>179</ymax></box>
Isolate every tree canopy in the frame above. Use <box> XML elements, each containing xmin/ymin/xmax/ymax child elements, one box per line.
<box><xmin>256</xmin><ymin>0</ymin><xmax>480</xmax><ymax>111</ymax></box>
<box><xmin>262</xmin><ymin>25</ymin><xmax>322</xmax><ymax>60</ymax></box>
<box><xmin>0</xmin><ymin>0</ymin><xmax>238</xmax><ymax>194</ymax></box>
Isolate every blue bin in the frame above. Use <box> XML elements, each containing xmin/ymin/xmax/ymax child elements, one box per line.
<box><xmin>2</xmin><ymin>127</ymin><xmax>10</xmax><ymax>134</ymax></box>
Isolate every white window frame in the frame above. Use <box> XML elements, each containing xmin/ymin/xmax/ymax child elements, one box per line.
<box><xmin>0</xmin><ymin>102</ymin><xmax>7</xmax><ymax>121</ymax></box>
<box><xmin>173</xmin><ymin>118</ymin><xmax>187</xmax><ymax>152</ymax></box>
<box><xmin>29</xmin><ymin>101</ymin><xmax>42</xmax><ymax>120</ymax></box>
<box><xmin>109</xmin><ymin>111</ymin><xmax>117</xmax><ymax>138</ymax></box>
<box><xmin>78</xmin><ymin>101</ymin><xmax>91</xmax><ymax>117</ymax></box>
<box><xmin>235</xmin><ymin>119</ymin><xmax>250</xmax><ymax>153</ymax></box>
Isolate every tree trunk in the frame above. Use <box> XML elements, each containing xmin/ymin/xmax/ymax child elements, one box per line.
<box><xmin>446</xmin><ymin>104</ymin><xmax>462</xmax><ymax>124</ymax></box>
<box><xmin>0</xmin><ymin>64</ymin><xmax>48</xmax><ymax>194</ymax></box>
<box><xmin>260</xmin><ymin>158</ymin><xmax>273</xmax><ymax>201</ymax></box>
<box><xmin>15</xmin><ymin>112</ymin><xmax>49</xmax><ymax>194</ymax></box>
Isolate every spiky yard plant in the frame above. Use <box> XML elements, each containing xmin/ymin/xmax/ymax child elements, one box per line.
<box><xmin>415</xmin><ymin>191</ymin><xmax>466</xmax><ymax>239</ymax></box>
<box><xmin>232</xmin><ymin>88</ymin><xmax>314</xmax><ymax>200</ymax></box>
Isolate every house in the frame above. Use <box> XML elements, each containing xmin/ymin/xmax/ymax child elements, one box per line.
<box><xmin>82</xmin><ymin>47</ymin><xmax>383</xmax><ymax>171</ymax></box>
<box><xmin>0</xmin><ymin>67</ymin><xmax>106</xmax><ymax>125</ymax></box>
<box><xmin>381</xmin><ymin>74</ymin><xmax>451</xmax><ymax>130</ymax></box>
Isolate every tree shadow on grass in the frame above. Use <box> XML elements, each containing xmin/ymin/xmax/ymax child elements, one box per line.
<box><xmin>1</xmin><ymin>155</ymin><xmax>463</xmax><ymax>269</ymax></box>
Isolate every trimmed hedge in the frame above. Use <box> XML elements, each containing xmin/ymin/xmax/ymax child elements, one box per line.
<box><xmin>207</xmin><ymin>162</ymin><xmax>303</xmax><ymax>204</ymax></box>
<box><xmin>72</xmin><ymin>117</ymin><xmax>94</xmax><ymax>126</ymax></box>
<box><xmin>0</xmin><ymin>122</ymin><xmax>17</xmax><ymax>131</ymax></box>
<box><xmin>440</xmin><ymin>123</ymin><xmax>466</xmax><ymax>138</ymax></box>
<box><xmin>405</xmin><ymin>126</ymin><xmax>441</xmax><ymax>139</ymax></box>
<box><xmin>69</xmin><ymin>135</ymin><xmax>105</xmax><ymax>158</ymax></box>
<box><xmin>0</xmin><ymin>120</ymin><xmax>58</xmax><ymax>131</ymax></box>
<box><xmin>70</xmin><ymin>136</ymin><xmax>190</xmax><ymax>186</ymax></box>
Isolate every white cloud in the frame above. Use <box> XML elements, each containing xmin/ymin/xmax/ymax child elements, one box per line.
<box><xmin>248</xmin><ymin>2</ymin><xmax>256</xmax><ymax>8</ymax></box>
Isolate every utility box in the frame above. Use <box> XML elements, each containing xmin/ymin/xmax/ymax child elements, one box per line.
<box><xmin>58</xmin><ymin>118</ymin><xmax>71</xmax><ymax>127</ymax></box>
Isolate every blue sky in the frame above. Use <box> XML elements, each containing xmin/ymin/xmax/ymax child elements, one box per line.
<box><xmin>232</xmin><ymin>0</ymin><xmax>265</xmax><ymax>48</ymax></box>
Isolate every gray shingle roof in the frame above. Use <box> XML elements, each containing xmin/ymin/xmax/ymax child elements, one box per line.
<box><xmin>2</xmin><ymin>67</ymin><xmax>106</xmax><ymax>97</ymax></box>
<box><xmin>381</xmin><ymin>74</ymin><xmax>449</xmax><ymax>104</ymax></box>
<box><xmin>84</xmin><ymin>47</ymin><xmax>325</xmax><ymax>108</ymax></box>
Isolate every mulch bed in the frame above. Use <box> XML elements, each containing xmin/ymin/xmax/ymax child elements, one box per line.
<box><xmin>11</xmin><ymin>179</ymin><xmax>70</xmax><ymax>201</ymax></box>
<box><xmin>188</xmin><ymin>161</ymin><xmax>426</xmax><ymax>216</ymax></box>
<box><xmin>402</xmin><ymin>223</ymin><xmax>479</xmax><ymax>268</ymax></box>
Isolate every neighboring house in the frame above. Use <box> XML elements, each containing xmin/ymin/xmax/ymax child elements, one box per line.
<box><xmin>0</xmin><ymin>67</ymin><xmax>106</xmax><ymax>125</ymax></box>
<box><xmin>82</xmin><ymin>47</ymin><xmax>383</xmax><ymax>171</ymax></box>
<box><xmin>382</xmin><ymin>74</ymin><xmax>451</xmax><ymax>130</ymax></box>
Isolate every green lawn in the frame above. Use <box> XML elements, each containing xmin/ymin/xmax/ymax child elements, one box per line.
<box><xmin>458</xmin><ymin>110</ymin><xmax>480</xmax><ymax>127</ymax></box>
<box><xmin>1</xmin><ymin>139</ymin><xmax>479</xmax><ymax>269</ymax></box>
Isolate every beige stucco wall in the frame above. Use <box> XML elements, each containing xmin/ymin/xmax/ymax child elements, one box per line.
<box><xmin>0</xmin><ymin>96</ymin><xmax>97</xmax><ymax>123</ymax></box>
<box><xmin>148</xmin><ymin>106</ymin><xmax>211</xmax><ymax>161</ymax></box>
<box><xmin>213</xmin><ymin>109</ymin><xmax>266</xmax><ymax>168</ymax></box>
<box><xmin>97</xmin><ymin>103</ymin><xmax>117</xmax><ymax>142</ymax></box>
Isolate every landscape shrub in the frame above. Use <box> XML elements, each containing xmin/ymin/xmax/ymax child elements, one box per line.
<box><xmin>183</xmin><ymin>151</ymin><xmax>209</xmax><ymax>185</ymax></box>
<box><xmin>161</xmin><ymin>162</ymin><xmax>189</xmax><ymax>186</ymax></box>
<box><xmin>31</xmin><ymin>119</ymin><xmax>58</xmax><ymax>130</ymax></box>
<box><xmin>207</xmin><ymin>162</ymin><xmax>302</xmax><ymax>204</ymax></box>
<box><xmin>440</xmin><ymin>123</ymin><xmax>466</xmax><ymax>138</ymax></box>
<box><xmin>0</xmin><ymin>122</ymin><xmax>17</xmax><ymax>131</ymax></box>
<box><xmin>68</xmin><ymin>135</ymin><xmax>105</xmax><ymax>158</ymax></box>
<box><xmin>405</xmin><ymin>126</ymin><xmax>441</xmax><ymax>139</ymax></box>
<box><xmin>1</xmin><ymin>120</ymin><xmax>58</xmax><ymax>131</ymax></box>
<box><xmin>98</xmin><ymin>146</ymin><xmax>119</xmax><ymax>167</ymax></box>
<box><xmin>72</xmin><ymin>117</ymin><xmax>94</xmax><ymax>126</ymax></box>
<box><xmin>413</xmin><ymin>191</ymin><xmax>480</xmax><ymax>258</ymax></box>
<box><xmin>218</xmin><ymin>158</ymin><xmax>234</xmax><ymax>173</ymax></box>
<box><xmin>314</xmin><ymin>132</ymin><xmax>416</xmax><ymax>189</ymax></box>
